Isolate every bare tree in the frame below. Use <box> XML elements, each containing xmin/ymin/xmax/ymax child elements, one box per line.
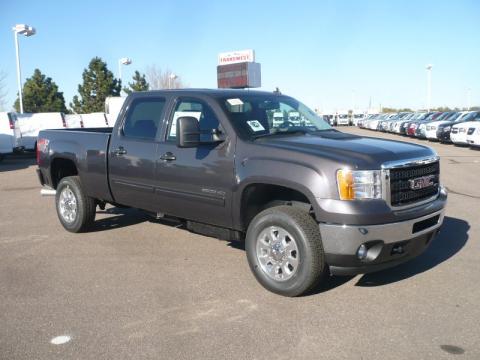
<box><xmin>145</xmin><ymin>65</ymin><xmax>186</xmax><ymax>90</ymax></box>
<box><xmin>0</xmin><ymin>71</ymin><xmax>7</xmax><ymax>111</ymax></box>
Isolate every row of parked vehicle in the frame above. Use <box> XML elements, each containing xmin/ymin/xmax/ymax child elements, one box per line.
<box><xmin>0</xmin><ymin>112</ymin><xmax>115</xmax><ymax>161</ymax></box>
<box><xmin>357</xmin><ymin>110</ymin><xmax>480</xmax><ymax>147</ymax></box>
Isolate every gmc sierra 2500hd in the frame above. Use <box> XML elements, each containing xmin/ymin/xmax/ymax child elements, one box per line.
<box><xmin>36</xmin><ymin>89</ymin><xmax>447</xmax><ymax>296</ymax></box>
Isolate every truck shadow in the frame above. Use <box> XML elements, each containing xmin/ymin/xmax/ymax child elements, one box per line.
<box><xmin>354</xmin><ymin>216</ymin><xmax>469</xmax><ymax>287</ymax></box>
<box><xmin>91</xmin><ymin>207</ymin><xmax>149</xmax><ymax>231</ymax></box>
<box><xmin>0</xmin><ymin>154</ymin><xmax>36</xmax><ymax>172</ymax></box>
<box><xmin>91</xmin><ymin>207</ymin><xmax>185</xmax><ymax>232</ymax></box>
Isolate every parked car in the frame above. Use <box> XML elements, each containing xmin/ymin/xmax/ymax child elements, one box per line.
<box><xmin>0</xmin><ymin>112</ymin><xmax>17</xmax><ymax>161</ymax></box>
<box><xmin>392</xmin><ymin>113</ymin><xmax>415</xmax><ymax>134</ymax></box>
<box><xmin>352</xmin><ymin>113</ymin><xmax>366</xmax><ymax>126</ymax></box>
<box><xmin>406</xmin><ymin>112</ymin><xmax>433</xmax><ymax>136</ymax></box>
<box><xmin>466</xmin><ymin>122</ymin><xmax>480</xmax><ymax>147</ymax></box>
<box><xmin>435</xmin><ymin>112</ymin><xmax>472</xmax><ymax>143</ymax></box>
<box><xmin>36</xmin><ymin>89</ymin><xmax>447</xmax><ymax>297</ymax></box>
<box><xmin>425</xmin><ymin>112</ymin><xmax>459</xmax><ymax>141</ymax></box>
<box><xmin>336</xmin><ymin>113</ymin><xmax>350</xmax><ymax>126</ymax></box>
<box><xmin>414</xmin><ymin>112</ymin><xmax>443</xmax><ymax>139</ymax></box>
<box><xmin>450</xmin><ymin>112</ymin><xmax>480</xmax><ymax>145</ymax></box>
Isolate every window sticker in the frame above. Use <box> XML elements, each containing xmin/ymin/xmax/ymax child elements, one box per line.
<box><xmin>226</xmin><ymin>98</ymin><xmax>244</xmax><ymax>106</ymax></box>
<box><xmin>247</xmin><ymin>120</ymin><xmax>265</xmax><ymax>132</ymax></box>
<box><xmin>170</xmin><ymin>111</ymin><xmax>201</xmax><ymax>137</ymax></box>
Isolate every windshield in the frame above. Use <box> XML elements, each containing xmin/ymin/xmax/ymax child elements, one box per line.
<box><xmin>220</xmin><ymin>95</ymin><xmax>332</xmax><ymax>139</ymax></box>
<box><xmin>459</xmin><ymin>111</ymin><xmax>480</xmax><ymax>122</ymax></box>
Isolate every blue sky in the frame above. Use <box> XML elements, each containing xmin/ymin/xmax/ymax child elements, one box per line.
<box><xmin>1</xmin><ymin>0</ymin><xmax>479</xmax><ymax>112</ymax></box>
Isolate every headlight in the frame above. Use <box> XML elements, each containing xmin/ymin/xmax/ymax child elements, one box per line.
<box><xmin>443</xmin><ymin>126</ymin><xmax>451</xmax><ymax>132</ymax></box>
<box><xmin>337</xmin><ymin>169</ymin><xmax>382</xmax><ymax>200</ymax></box>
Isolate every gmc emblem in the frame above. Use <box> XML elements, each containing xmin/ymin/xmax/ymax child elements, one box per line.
<box><xmin>409</xmin><ymin>175</ymin><xmax>435</xmax><ymax>190</ymax></box>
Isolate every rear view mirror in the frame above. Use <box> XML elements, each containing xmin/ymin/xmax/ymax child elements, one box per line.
<box><xmin>177</xmin><ymin>116</ymin><xmax>200</xmax><ymax>148</ymax></box>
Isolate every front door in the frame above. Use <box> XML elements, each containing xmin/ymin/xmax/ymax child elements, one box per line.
<box><xmin>155</xmin><ymin>97</ymin><xmax>235</xmax><ymax>227</ymax></box>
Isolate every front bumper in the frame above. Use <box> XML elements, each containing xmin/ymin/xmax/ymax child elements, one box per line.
<box><xmin>319</xmin><ymin>202</ymin><xmax>446</xmax><ymax>276</ymax></box>
<box><xmin>467</xmin><ymin>136</ymin><xmax>480</xmax><ymax>146</ymax></box>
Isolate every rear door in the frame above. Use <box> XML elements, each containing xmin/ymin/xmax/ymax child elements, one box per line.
<box><xmin>155</xmin><ymin>97</ymin><xmax>235</xmax><ymax>227</ymax></box>
<box><xmin>108</xmin><ymin>96</ymin><xmax>167</xmax><ymax>211</ymax></box>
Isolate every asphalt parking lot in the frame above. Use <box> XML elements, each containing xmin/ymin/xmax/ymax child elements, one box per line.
<box><xmin>1</xmin><ymin>128</ymin><xmax>479</xmax><ymax>360</ymax></box>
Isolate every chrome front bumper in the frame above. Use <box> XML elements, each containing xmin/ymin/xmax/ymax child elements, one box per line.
<box><xmin>319</xmin><ymin>200</ymin><xmax>446</xmax><ymax>275</ymax></box>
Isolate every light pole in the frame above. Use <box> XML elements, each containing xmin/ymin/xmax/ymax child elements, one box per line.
<box><xmin>118</xmin><ymin>57</ymin><xmax>132</xmax><ymax>84</ymax></box>
<box><xmin>12</xmin><ymin>24</ymin><xmax>36</xmax><ymax>114</ymax></box>
<box><xmin>426</xmin><ymin>64</ymin><xmax>433</xmax><ymax>111</ymax></box>
<box><xmin>169</xmin><ymin>73</ymin><xmax>178</xmax><ymax>89</ymax></box>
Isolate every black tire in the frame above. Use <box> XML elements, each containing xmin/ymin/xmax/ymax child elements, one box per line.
<box><xmin>0</xmin><ymin>154</ymin><xmax>4</xmax><ymax>162</ymax></box>
<box><xmin>55</xmin><ymin>176</ymin><xmax>96</xmax><ymax>233</ymax></box>
<box><xmin>246</xmin><ymin>205</ymin><xmax>325</xmax><ymax>297</ymax></box>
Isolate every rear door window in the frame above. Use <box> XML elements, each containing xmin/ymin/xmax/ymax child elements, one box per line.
<box><xmin>123</xmin><ymin>98</ymin><xmax>166</xmax><ymax>139</ymax></box>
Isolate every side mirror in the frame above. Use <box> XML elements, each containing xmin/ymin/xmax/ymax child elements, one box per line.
<box><xmin>177</xmin><ymin>116</ymin><xmax>200</xmax><ymax>148</ymax></box>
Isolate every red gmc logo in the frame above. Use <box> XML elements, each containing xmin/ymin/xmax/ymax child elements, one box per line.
<box><xmin>409</xmin><ymin>175</ymin><xmax>435</xmax><ymax>190</ymax></box>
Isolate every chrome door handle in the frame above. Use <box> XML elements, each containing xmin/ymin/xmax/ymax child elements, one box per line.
<box><xmin>160</xmin><ymin>152</ymin><xmax>176</xmax><ymax>161</ymax></box>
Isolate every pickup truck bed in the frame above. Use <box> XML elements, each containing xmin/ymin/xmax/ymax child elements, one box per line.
<box><xmin>37</xmin><ymin>127</ymin><xmax>114</xmax><ymax>202</ymax></box>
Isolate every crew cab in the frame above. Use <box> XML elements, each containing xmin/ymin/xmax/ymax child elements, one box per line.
<box><xmin>36</xmin><ymin>89</ymin><xmax>447</xmax><ymax>296</ymax></box>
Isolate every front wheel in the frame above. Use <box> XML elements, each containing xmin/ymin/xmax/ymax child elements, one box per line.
<box><xmin>246</xmin><ymin>206</ymin><xmax>326</xmax><ymax>297</ymax></box>
<box><xmin>55</xmin><ymin>176</ymin><xmax>96</xmax><ymax>233</ymax></box>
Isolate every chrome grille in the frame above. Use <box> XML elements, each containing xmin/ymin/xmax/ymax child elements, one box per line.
<box><xmin>389</xmin><ymin>161</ymin><xmax>440</xmax><ymax>207</ymax></box>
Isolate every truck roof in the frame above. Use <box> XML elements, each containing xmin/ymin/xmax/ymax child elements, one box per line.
<box><xmin>128</xmin><ymin>88</ymin><xmax>283</xmax><ymax>99</ymax></box>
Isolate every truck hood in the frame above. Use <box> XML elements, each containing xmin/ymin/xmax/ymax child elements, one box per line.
<box><xmin>255</xmin><ymin>131</ymin><xmax>435</xmax><ymax>169</ymax></box>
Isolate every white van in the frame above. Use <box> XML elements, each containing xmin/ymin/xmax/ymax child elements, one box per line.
<box><xmin>79</xmin><ymin>113</ymin><xmax>109</xmax><ymax>128</ymax></box>
<box><xmin>105</xmin><ymin>96</ymin><xmax>126</xmax><ymax>127</ymax></box>
<box><xmin>272</xmin><ymin>112</ymin><xmax>284</xmax><ymax>127</ymax></box>
<box><xmin>14</xmin><ymin>112</ymin><xmax>66</xmax><ymax>151</ymax></box>
<box><xmin>64</xmin><ymin>114</ymin><xmax>83</xmax><ymax>128</ymax></box>
<box><xmin>0</xmin><ymin>112</ymin><xmax>17</xmax><ymax>160</ymax></box>
<box><xmin>288</xmin><ymin>111</ymin><xmax>301</xmax><ymax>126</ymax></box>
<box><xmin>337</xmin><ymin>113</ymin><xmax>350</xmax><ymax>126</ymax></box>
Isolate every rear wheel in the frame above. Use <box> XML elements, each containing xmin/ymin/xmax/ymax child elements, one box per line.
<box><xmin>246</xmin><ymin>206</ymin><xmax>325</xmax><ymax>297</ymax></box>
<box><xmin>55</xmin><ymin>176</ymin><xmax>96</xmax><ymax>233</ymax></box>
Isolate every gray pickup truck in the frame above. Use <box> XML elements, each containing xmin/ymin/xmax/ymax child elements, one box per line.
<box><xmin>36</xmin><ymin>89</ymin><xmax>447</xmax><ymax>296</ymax></box>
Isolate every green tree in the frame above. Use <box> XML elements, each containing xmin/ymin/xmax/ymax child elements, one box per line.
<box><xmin>124</xmin><ymin>70</ymin><xmax>149</xmax><ymax>94</ymax></box>
<box><xmin>71</xmin><ymin>57</ymin><xmax>121</xmax><ymax>113</ymax></box>
<box><xmin>13</xmin><ymin>69</ymin><xmax>66</xmax><ymax>113</ymax></box>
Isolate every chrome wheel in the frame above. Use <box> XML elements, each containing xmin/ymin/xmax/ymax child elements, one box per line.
<box><xmin>59</xmin><ymin>186</ymin><xmax>77</xmax><ymax>223</ymax></box>
<box><xmin>256</xmin><ymin>226</ymin><xmax>299</xmax><ymax>281</ymax></box>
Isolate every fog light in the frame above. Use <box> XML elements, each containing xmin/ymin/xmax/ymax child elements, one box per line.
<box><xmin>357</xmin><ymin>244</ymin><xmax>368</xmax><ymax>260</ymax></box>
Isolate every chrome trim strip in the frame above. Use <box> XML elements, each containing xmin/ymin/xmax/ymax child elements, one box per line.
<box><xmin>381</xmin><ymin>155</ymin><xmax>440</xmax><ymax>169</ymax></box>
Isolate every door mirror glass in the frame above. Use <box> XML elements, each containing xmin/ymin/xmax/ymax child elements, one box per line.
<box><xmin>177</xmin><ymin>116</ymin><xmax>200</xmax><ymax>148</ymax></box>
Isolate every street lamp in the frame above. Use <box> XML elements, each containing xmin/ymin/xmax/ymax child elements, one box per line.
<box><xmin>12</xmin><ymin>24</ymin><xmax>36</xmax><ymax>114</ymax></box>
<box><xmin>118</xmin><ymin>57</ymin><xmax>132</xmax><ymax>83</ymax></box>
<box><xmin>169</xmin><ymin>73</ymin><xmax>178</xmax><ymax>89</ymax></box>
<box><xmin>426</xmin><ymin>64</ymin><xmax>433</xmax><ymax>112</ymax></box>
